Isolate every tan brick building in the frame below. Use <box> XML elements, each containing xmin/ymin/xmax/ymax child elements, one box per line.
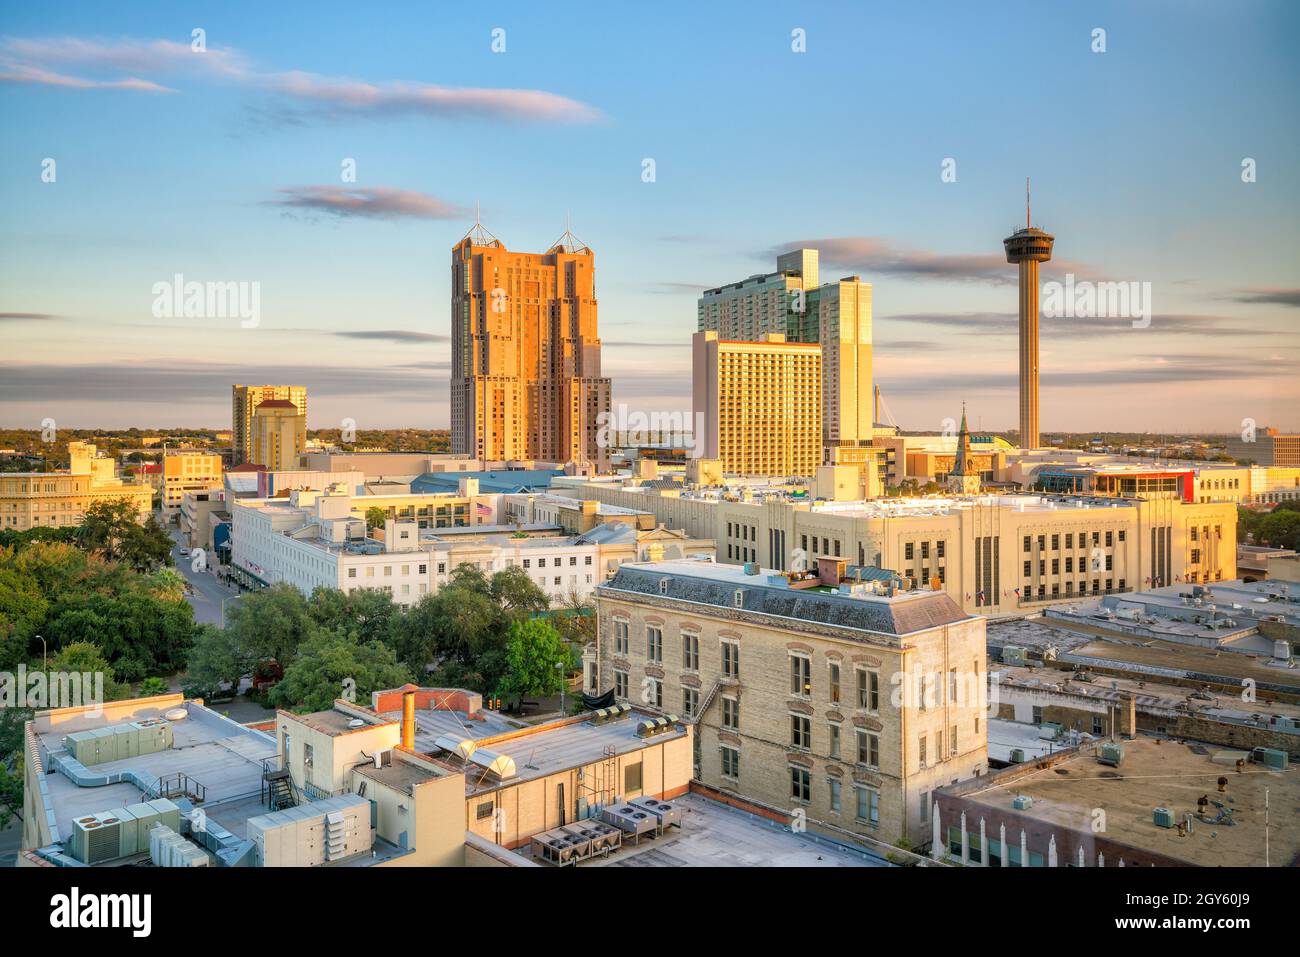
<box><xmin>593</xmin><ymin>560</ymin><xmax>988</xmax><ymax>845</ymax></box>
<box><xmin>231</xmin><ymin>384</ymin><xmax>306</xmax><ymax>466</ymax></box>
<box><xmin>0</xmin><ymin>442</ymin><xmax>152</xmax><ymax>531</ymax></box>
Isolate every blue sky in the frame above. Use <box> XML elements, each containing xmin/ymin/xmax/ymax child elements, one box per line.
<box><xmin>1</xmin><ymin>0</ymin><xmax>1297</xmax><ymax>433</ymax></box>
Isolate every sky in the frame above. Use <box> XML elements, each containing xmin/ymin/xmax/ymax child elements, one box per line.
<box><xmin>1</xmin><ymin>0</ymin><xmax>1297</xmax><ymax>435</ymax></box>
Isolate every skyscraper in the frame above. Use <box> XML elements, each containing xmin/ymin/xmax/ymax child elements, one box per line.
<box><xmin>232</xmin><ymin>384</ymin><xmax>307</xmax><ymax>465</ymax></box>
<box><xmin>450</xmin><ymin>222</ymin><xmax>611</xmax><ymax>470</ymax></box>
<box><xmin>693</xmin><ymin>331</ymin><xmax>822</xmax><ymax>476</ymax></box>
<box><xmin>250</xmin><ymin>400</ymin><xmax>307</xmax><ymax>471</ymax></box>
<box><xmin>698</xmin><ymin>248</ymin><xmax>872</xmax><ymax>458</ymax></box>
<box><xmin>1003</xmin><ymin>183</ymin><xmax>1054</xmax><ymax>451</ymax></box>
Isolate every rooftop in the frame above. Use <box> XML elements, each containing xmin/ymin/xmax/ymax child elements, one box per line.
<box><xmin>952</xmin><ymin>734</ymin><xmax>1298</xmax><ymax>867</ymax></box>
<box><xmin>600</xmin><ymin>560</ymin><xmax>972</xmax><ymax>638</ymax></box>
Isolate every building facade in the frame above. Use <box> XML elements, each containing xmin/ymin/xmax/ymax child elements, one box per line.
<box><xmin>450</xmin><ymin>225</ymin><xmax>611</xmax><ymax>470</ymax></box>
<box><xmin>593</xmin><ymin>560</ymin><xmax>988</xmax><ymax>844</ymax></box>
<box><xmin>692</xmin><ymin>331</ymin><xmax>822</xmax><ymax>476</ymax></box>
<box><xmin>250</xmin><ymin>400</ymin><xmax>306</xmax><ymax>471</ymax></box>
<box><xmin>0</xmin><ymin>442</ymin><xmax>153</xmax><ymax>531</ymax></box>
<box><xmin>161</xmin><ymin>450</ymin><xmax>223</xmax><ymax>516</ymax></box>
<box><xmin>231</xmin><ymin>384</ymin><xmax>307</xmax><ymax>465</ymax></box>
<box><xmin>698</xmin><ymin>248</ymin><xmax>873</xmax><ymax>457</ymax></box>
<box><xmin>1227</xmin><ymin>428</ymin><xmax>1300</xmax><ymax>468</ymax></box>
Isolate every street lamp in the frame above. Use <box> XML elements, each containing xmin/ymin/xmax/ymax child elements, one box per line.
<box><xmin>557</xmin><ymin>660</ymin><xmax>565</xmax><ymax>716</ymax></box>
<box><xmin>221</xmin><ymin>594</ymin><xmax>241</xmax><ymax>629</ymax></box>
<box><xmin>38</xmin><ymin>634</ymin><xmax>47</xmax><ymax>672</ymax></box>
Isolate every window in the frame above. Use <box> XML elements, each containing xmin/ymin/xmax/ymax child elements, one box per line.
<box><xmin>1023</xmin><ymin>535</ymin><xmax>1031</xmax><ymax>553</ymax></box>
<box><xmin>733</xmin><ymin>589</ymin><xmax>744</xmax><ymax>607</ymax></box>
<box><xmin>905</xmin><ymin>542</ymin><xmax>914</xmax><ymax>561</ymax></box>
<box><xmin>856</xmin><ymin>730</ymin><xmax>879</xmax><ymax>768</ymax></box>
<box><xmin>476</xmin><ymin>801</ymin><xmax>494</xmax><ymax>821</ymax></box>
<box><xmin>682</xmin><ymin>688</ymin><xmax>698</xmax><ymax>718</ymax></box>
<box><xmin>648</xmin><ymin>678</ymin><xmax>662</xmax><ymax>708</ymax></box>
<box><xmin>936</xmin><ymin>540</ymin><xmax>945</xmax><ymax>558</ymax></box>
<box><xmin>721</xmin><ymin>746</ymin><xmax>739</xmax><ymax>779</ymax></box>
<box><xmin>647</xmin><ymin>626</ymin><xmax>663</xmax><ymax>663</ymax></box>
<box><xmin>857</xmin><ymin>668</ymin><xmax>879</xmax><ymax>710</ymax></box>
<box><xmin>613</xmin><ymin>619</ymin><xmax>629</xmax><ymax>655</ymax></box>
<box><xmin>1092</xmin><ymin>715</ymin><xmax>1103</xmax><ymax>735</ymax></box>
<box><xmin>790</xmin><ymin>654</ymin><xmax>811</xmax><ymax>697</ymax></box>
<box><xmin>829</xmin><ymin>779</ymin><xmax>841</xmax><ymax>814</ymax></box>
<box><xmin>682</xmin><ymin>632</ymin><xmax>699</xmax><ymax>671</ymax></box>
<box><xmin>856</xmin><ymin>787</ymin><xmax>880</xmax><ymax>825</ymax></box>
<box><xmin>951</xmin><ymin>724</ymin><xmax>958</xmax><ymax>754</ymax></box>
<box><xmin>722</xmin><ymin>696</ymin><xmax>739</xmax><ymax>730</ymax></box>
<box><xmin>722</xmin><ymin>640</ymin><xmax>739</xmax><ymax>678</ymax></box>
<box><xmin>790</xmin><ymin>767</ymin><xmax>811</xmax><ymax>804</ymax></box>
<box><xmin>828</xmin><ymin>662</ymin><xmax>841</xmax><ymax>704</ymax></box>
<box><xmin>624</xmin><ymin>762</ymin><xmax>643</xmax><ymax>793</ymax></box>
<box><xmin>347</xmin><ymin>568</ymin><xmax>357</xmax><ymax>579</ymax></box>
<box><xmin>829</xmin><ymin>723</ymin><xmax>841</xmax><ymax>759</ymax></box>
<box><xmin>919</xmin><ymin>735</ymin><xmax>928</xmax><ymax>767</ymax></box>
<box><xmin>614</xmin><ymin>670</ymin><xmax>629</xmax><ymax>700</ymax></box>
<box><xmin>790</xmin><ymin>714</ymin><xmax>811</xmax><ymax>750</ymax></box>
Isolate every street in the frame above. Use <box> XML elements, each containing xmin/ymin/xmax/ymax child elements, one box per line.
<box><xmin>166</xmin><ymin>523</ymin><xmax>242</xmax><ymax>626</ymax></box>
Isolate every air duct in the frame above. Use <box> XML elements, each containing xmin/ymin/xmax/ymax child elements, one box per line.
<box><xmin>401</xmin><ymin>690</ymin><xmax>416</xmax><ymax>750</ymax></box>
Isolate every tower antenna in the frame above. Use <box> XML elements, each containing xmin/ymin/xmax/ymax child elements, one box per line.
<box><xmin>1026</xmin><ymin>177</ymin><xmax>1031</xmax><ymax>229</ymax></box>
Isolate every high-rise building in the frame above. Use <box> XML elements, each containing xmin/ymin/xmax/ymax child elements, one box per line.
<box><xmin>232</xmin><ymin>385</ymin><xmax>307</xmax><ymax>465</ymax></box>
<box><xmin>693</xmin><ymin>331</ymin><xmax>822</xmax><ymax>476</ymax></box>
<box><xmin>1003</xmin><ymin>184</ymin><xmax>1054</xmax><ymax>451</ymax></box>
<box><xmin>450</xmin><ymin>223</ymin><xmax>611</xmax><ymax>470</ymax></box>
<box><xmin>251</xmin><ymin>400</ymin><xmax>306</xmax><ymax>471</ymax></box>
<box><xmin>698</xmin><ymin>248</ymin><xmax>872</xmax><ymax>458</ymax></box>
<box><xmin>1226</xmin><ymin>428</ymin><xmax>1300</xmax><ymax>468</ymax></box>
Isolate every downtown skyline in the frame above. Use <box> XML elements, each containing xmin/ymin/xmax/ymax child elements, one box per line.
<box><xmin>2</xmin><ymin>1</ymin><xmax>1298</xmax><ymax>433</ymax></box>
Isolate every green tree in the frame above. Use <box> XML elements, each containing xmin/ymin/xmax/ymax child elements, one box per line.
<box><xmin>365</xmin><ymin>507</ymin><xmax>387</xmax><ymax>531</ymax></box>
<box><xmin>269</xmin><ymin>632</ymin><xmax>411</xmax><ymax>713</ymax></box>
<box><xmin>75</xmin><ymin>499</ymin><xmax>172</xmax><ymax>572</ymax></box>
<box><xmin>183</xmin><ymin>624</ymin><xmax>251</xmax><ymax>699</ymax></box>
<box><xmin>496</xmin><ymin>619</ymin><xmax>575</xmax><ymax>706</ymax></box>
<box><xmin>490</xmin><ymin>565</ymin><xmax>550</xmax><ymax>615</ymax></box>
<box><xmin>224</xmin><ymin>583</ymin><xmax>317</xmax><ymax>667</ymax></box>
<box><xmin>138</xmin><ymin>676</ymin><xmax>169</xmax><ymax>696</ymax></box>
<box><xmin>1255</xmin><ymin>511</ymin><xmax>1300</xmax><ymax>550</ymax></box>
<box><xmin>308</xmin><ymin>586</ymin><xmax>398</xmax><ymax>643</ymax></box>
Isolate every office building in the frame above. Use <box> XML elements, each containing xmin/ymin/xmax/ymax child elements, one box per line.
<box><xmin>231</xmin><ymin>384</ymin><xmax>307</xmax><ymax>465</ymax></box>
<box><xmin>450</xmin><ymin>222</ymin><xmax>611</xmax><ymax>470</ymax></box>
<box><xmin>250</xmin><ymin>400</ymin><xmax>306</xmax><ymax>471</ymax></box>
<box><xmin>698</xmin><ymin>248</ymin><xmax>872</xmax><ymax>457</ymax></box>
<box><xmin>0</xmin><ymin>442</ymin><xmax>153</xmax><ymax>531</ymax></box>
<box><xmin>161</xmin><ymin>450</ymin><xmax>223</xmax><ymax>517</ymax></box>
<box><xmin>692</xmin><ymin>331</ymin><xmax>822</xmax><ymax>476</ymax></box>
<box><xmin>1227</xmin><ymin>427</ymin><xmax>1300</xmax><ymax>468</ymax></box>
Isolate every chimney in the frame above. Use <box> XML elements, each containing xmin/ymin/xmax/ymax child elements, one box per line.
<box><xmin>401</xmin><ymin>690</ymin><xmax>416</xmax><ymax>750</ymax></box>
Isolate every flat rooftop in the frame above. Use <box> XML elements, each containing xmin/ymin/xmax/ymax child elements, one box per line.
<box><xmin>35</xmin><ymin>701</ymin><xmax>275</xmax><ymax>843</ymax></box>
<box><xmin>955</xmin><ymin>735</ymin><xmax>1299</xmax><ymax>867</ymax></box>
<box><xmin>375</xmin><ymin>706</ymin><xmax>518</xmax><ymax>753</ymax></box>
<box><xmin>424</xmin><ymin>710</ymin><xmax>689</xmax><ymax>797</ymax></box>
<box><xmin>583</xmin><ymin>793</ymin><xmax>888</xmax><ymax>867</ymax></box>
<box><xmin>987</xmin><ymin>718</ymin><xmax>1065</xmax><ymax>764</ymax></box>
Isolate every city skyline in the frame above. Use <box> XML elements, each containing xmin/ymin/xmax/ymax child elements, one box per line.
<box><xmin>2</xmin><ymin>1</ymin><xmax>1298</xmax><ymax>433</ymax></box>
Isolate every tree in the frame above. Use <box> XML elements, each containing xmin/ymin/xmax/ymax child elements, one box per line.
<box><xmin>75</xmin><ymin>499</ymin><xmax>171</xmax><ymax>572</ymax></box>
<box><xmin>224</xmin><ymin>583</ymin><xmax>317</xmax><ymax>668</ymax></box>
<box><xmin>269</xmin><ymin>632</ymin><xmax>412</xmax><ymax>713</ymax></box>
<box><xmin>365</xmin><ymin>507</ymin><xmax>387</xmax><ymax>531</ymax></box>
<box><xmin>308</xmin><ymin>586</ymin><xmax>398</xmax><ymax>643</ymax></box>
<box><xmin>490</xmin><ymin>565</ymin><xmax>550</xmax><ymax>615</ymax></box>
<box><xmin>1255</xmin><ymin>511</ymin><xmax>1300</xmax><ymax>550</ymax></box>
<box><xmin>496</xmin><ymin>619</ymin><xmax>575</xmax><ymax>706</ymax></box>
<box><xmin>138</xmin><ymin>676</ymin><xmax>169</xmax><ymax>696</ymax></box>
<box><xmin>184</xmin><ymin>624</ymin><xmax>251</xmax><ymax>699</ymax></box>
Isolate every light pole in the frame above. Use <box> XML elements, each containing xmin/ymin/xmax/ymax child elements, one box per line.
<box><xmin>221</xmin><ymin>594</ymin><xmax>241</xmax><ymax>629</ymax></box>
<box><xmin>38</xmin><ymin>634</ymin><xmax>47</xmax><ymax>672</ymax></box>
<box><xmin>557</xmin><ymin>660</ymin><xmax>565</xmax><ymax>716</ymax></box>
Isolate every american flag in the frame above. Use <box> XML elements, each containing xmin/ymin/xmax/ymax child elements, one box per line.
<box><xmin>475</xmin><ymin>502</ymin><xmax>493</xmax><ymax>516</ymax></box>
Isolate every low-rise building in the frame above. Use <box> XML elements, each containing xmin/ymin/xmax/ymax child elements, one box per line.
<box><xmin>0</xmin><ymin>441</ymin><xmax>153</xmax><ymax>531</ymax></box>
<box><xmin>161</xmin><ymin>450</ymin><xmax>223</xmax><ymax>517</ymax></box>
<box><xmin>592</xmin><ymin>558</ymin><xmax>989</xmax><ymax>845</ymax></box>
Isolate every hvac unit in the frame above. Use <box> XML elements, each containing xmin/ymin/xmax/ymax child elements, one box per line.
<box><xmin>89</xmin><ymin>726</ymin><xmax>119</xmax><ymax>764</ymax></box>
<box><xmin>126</xmin><ymin>800</ymin><xmax>164</xmax><ymax>838</ymax></box>
<box><xmin>1012</xmin><ymin>795</ymin><xmax>1033</xmax><ymax>811</ymax></box>
<box><xmin>1251</xmin><ymin>747</ymin><xmax>1289</xmax><ymax>770</ymax></box>
<box><xmin>63</xmin><ymin>731</ymin><xmax>99</xmax><ymax>765</ymax></box>
<box><xmin>133</xmin><ymin>720</ymin><xmax>173</xmax><ymax>755</ymax></box>
<box><xmin>145</xmin><ymin>798</ymin><xmax>182</xmax><ymax>834</ymax></box>
<box><xmin>69</xmin><ymin>812</ymin><xmax>124</xmax><ymax>864</ymax></box>
<box><xmin>113</xmin><ymin>723</ymin><xmax>141</xmax><ymax>759</ymax></box>
<box><xmin>1009</xmin><ymin>748</ymin><xmax>1026</xmax><ymax>764</ymax></box>
<box><xmin>149</xmin><ymin>824</ymin><xmax>209</xmax><ymax>867</ymax></box>
<box><xmin>1098</xmin><ymin>743</ymin><xmax>1124</xmax><ymax>767</ymax></box>
<box><xmin>105</xmin><ymin>806</ymin><xmax>141</xmax><ymax>857</ymax></box>
<box><xmin>1153</xmin><ymin>807</ymin><xmax>1175</xmax><ymax>828</ymax></box>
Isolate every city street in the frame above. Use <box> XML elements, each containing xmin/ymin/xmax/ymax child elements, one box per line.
<box><xmin>166</xmin><ymin>523</ymin><xmax>242</xmax><ymax>627</ymax></box>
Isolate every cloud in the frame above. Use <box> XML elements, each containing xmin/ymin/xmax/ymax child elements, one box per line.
<box><xmin>1228</xmin><ymin>287</ymin><xmax>1300</xmax><ymax>308</ymax></box>
<box><xmin>768</xmin><ymin>237</ymin><xmax>1091</xmax><ymax>285</ymax></box>
<box><xmin>0</xmin><ymin>311</ymin><xmax>59</xmax><ymax>320</ymax></box>
<box><xmin>604</xmin><ymin>340</ymin><xmax>690</xmax><ymax>348</ymax></box>
<box><xmin>334</xmin><ymin>329</ymin><xmax>449</xmax><ymax>343</ymax></box>
<box><xmin>0</xmin><ymin>35</ymin><xmax>601</xmax><ymax>124</ymax></box>
<box><xmin>880</xmin><ymin>311</ymin><xmax>1300</xmax><ymax>340</ymax></box>
<box><xmin>265</xmin><ymin>186</ymin><xmax>466</xmax><ymax>220</ymax></box>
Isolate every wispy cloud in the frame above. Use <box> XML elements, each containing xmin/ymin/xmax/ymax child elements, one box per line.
<box><xmin>334</xmin><ymin>329</ymin><xmax>448</xmax><ymax>343</ymax></box>
<box><xmin>769</xmin><ymin>237</ymin><xmax>1091</xmax><ymax>285</ymax></box>
<box><xmin>880</xmin><ymin>311</ymin><xmax>1299</xmax><ymax>339</ymax></box>
<box><xmin>265</xmin><ymin>186</ymin><xmax>466</xmax><ymax>220</ymax></box>
<box><xmin>0</xmin><ymin>311</ymin><xmax>60</xmax><ymax>320</ymax></box>
<box><xmin>0</xmin><ymin>35</ymin><xmax>601</xmax><ymax>124</ymax></box>
<box><xmin>1228</xmin><ymin>287</ymin><xmax>1300</xmax><ymax>308</ymax></box>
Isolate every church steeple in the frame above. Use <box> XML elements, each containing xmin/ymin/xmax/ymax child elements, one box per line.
<box><xmin>948</xmin><ymin>402</ymin><xmax>981</xmax><ymax>493</ymax></box>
